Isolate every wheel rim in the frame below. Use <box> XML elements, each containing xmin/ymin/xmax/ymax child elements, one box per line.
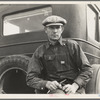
<box><xmin>0</xmin><ymin>68</ymin><xmax>34</xmax><ymax>94</ymax></box>
<box><xmin>96</xmin><ymin>67</ymin><xmax>100</xmax><ymax>93</ymax></box>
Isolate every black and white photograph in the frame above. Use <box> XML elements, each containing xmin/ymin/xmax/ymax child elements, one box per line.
<box><xmin>0</xmin><ymin>2</ymin><xmax>100</xmax><ymax>98</ymax></box>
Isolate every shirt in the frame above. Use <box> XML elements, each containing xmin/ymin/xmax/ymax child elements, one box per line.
<box><xmin>26</xmin><ymin>38</ymin><xmax>93</xmax><ymax>91</ymax></box>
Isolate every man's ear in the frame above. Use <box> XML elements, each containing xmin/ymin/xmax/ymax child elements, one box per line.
<box><xmin>62</xmin><ymin>26</ymin><xmax>64</xmax><ymax>32</ymax></box>
<box><xmin>44</xmin><ymin>27</ymin><xmax>47</xmax><ymax>33</ymax></box>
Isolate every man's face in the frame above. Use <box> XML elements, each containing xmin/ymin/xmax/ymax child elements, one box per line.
<box><xmin>45</xmin><ymin>25</ymin><xmax>64</xmax><ymax>41</ymax></box>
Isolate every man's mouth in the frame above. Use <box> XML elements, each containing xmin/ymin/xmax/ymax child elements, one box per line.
<box><xmin>52</xmin><ymin>35</ymin><xmax>58</xmax><ymax>37</ymax></box>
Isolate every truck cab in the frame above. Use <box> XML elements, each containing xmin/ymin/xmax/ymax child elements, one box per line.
<box><xmin>0</xmin><ymin>4</ymin><xmax>100</xmax><ymax>94</ymax></box>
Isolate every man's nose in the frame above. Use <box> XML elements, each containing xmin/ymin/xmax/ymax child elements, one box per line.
<box><xmin>53</xmin><ymin>28</ymin><xmax>58</xmax><ymax>33</ymax></box>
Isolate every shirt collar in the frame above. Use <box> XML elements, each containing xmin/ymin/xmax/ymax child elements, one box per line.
<box><xmin>45</xmin><ymin>37</ymin><xmax>66</xmax><ymax>49</ymax></box>
<box><xmin>58</xmin><ymin>36</ymin><xmax>63</xmax><ymax>45</ymax></box>
<box><xmin>49</xmin><ymin>36</ymin><xmax>63</xmax><ymax>45</ymax></box>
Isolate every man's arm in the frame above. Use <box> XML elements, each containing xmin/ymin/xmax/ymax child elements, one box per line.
<box><xmin>73</xmin><ymin>41</ymin><xmax>93</xmax><ymax>88</ymax></box>
<box><xmin>26</xmin><ymin>47</ymin><xmax>47</xmax><ymax>91</ymax></box>
<box><xmin>63</xmin><ymin>40</ymin><xmax>93</xmax><ymax>94</ymax></box>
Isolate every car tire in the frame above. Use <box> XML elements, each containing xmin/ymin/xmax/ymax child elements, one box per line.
<box><xmin>0</xmin><ymin>55</ymin><xmax>35</xmax><ymax>94</ymax></box>
<box><xmin>86</xmin><ymin>64</ymin><xmax>100</xmax><ymax>94</ymax></box>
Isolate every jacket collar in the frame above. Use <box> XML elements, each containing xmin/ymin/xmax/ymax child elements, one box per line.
<box><xmin>45</xmin><ymin>37</ymin><xmax>66</xmax><ymax>49</ymax></box>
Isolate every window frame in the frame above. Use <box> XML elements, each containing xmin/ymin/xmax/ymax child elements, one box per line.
<box><xmin>87</xmin><ymin>4</ymin><xmax>99</xmax><ymax>42</ymax></box>
<box><xmin>2</xmin><ymin>6</ymin><xmax>52</xmax><ymax>36</ymax></box>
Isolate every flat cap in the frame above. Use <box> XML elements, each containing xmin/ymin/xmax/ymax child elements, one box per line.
<box><xmin>42</xmin><ymin>15</ymin><xmax>67</xmax><ymax>26</ymax></box>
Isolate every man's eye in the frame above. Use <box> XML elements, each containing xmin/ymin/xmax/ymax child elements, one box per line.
<box><xmin>49</xmin><ymin>26</ymin><xmax>60</xmax><ymax>29</ymax></box>
<box><xmin>55</xmin><ymin>26</ymin><xmax>60</xmax><ymax>29</ymax></box>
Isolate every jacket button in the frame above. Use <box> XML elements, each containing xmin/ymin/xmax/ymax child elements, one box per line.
<box><xmin>60</xmin><ymin>75</ymin><xmax>63</xmax><ymax>78</ymax></box>
<box><xmin>41</xmin><ymin>87</ymin><xmax>44</xmax><ymax>90</ymax></box>
<box><xmin>61</xmin><ymin>61</ymin><xmax>65</xmax><ymax>64</ymax></box>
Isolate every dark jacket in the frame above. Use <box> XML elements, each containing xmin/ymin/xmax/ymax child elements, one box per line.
<box><xmin>26</xmin><ymin>39</ymin><xmax>93</xmax><ymax>92</ymax></box>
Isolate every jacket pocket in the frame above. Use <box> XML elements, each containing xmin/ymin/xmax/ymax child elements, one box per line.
<box><xmin>43</xmin><ymin>55</ymin><xmax>56</xmax><ymax>73</ymax></box>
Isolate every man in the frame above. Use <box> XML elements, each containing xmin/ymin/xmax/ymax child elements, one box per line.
<box><xmin>26</xmin><ymin>15</ymin><xmax>93</xmax><ymax>94</ymax></box>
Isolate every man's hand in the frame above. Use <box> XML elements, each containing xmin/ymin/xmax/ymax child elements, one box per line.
<box><xmin>62</xmin><ymin>83</ymin><xmax>79</xmax><ymax>94</ymax></box>
<box><xmin>46</xmin><ymin>81</ymin><xmax>62</xmax><ymax>90</ymax></box>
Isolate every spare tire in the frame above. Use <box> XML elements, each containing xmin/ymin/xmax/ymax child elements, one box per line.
<box><xmin>86</xmin><ymin>64</ymin><xmax>100</xmax><ymax>94</ymax></box>
<box><xmin>0</xmin><ymin>55</ymin><xmax>35</xmax><ymax>94</ymax></box>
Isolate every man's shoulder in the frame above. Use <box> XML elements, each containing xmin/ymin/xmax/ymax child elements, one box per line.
<box><xmin>36</xmin><ymin>43</ymin><xmax>45</xmax><ymax>51</ymax></box>
<box><xmin>36</xmin><ymin>42</ymin><xmax>48</xmax><ymax>52</ymax></box>
<box><xmin>63</xmin><ymin>38</ymin><xmax>78</xmax><ymax>46</ymax></box>
<box><xmin>34</xmin><ymin>42</ymin><xmax>48</xmax><ymax>57</ymax></box>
